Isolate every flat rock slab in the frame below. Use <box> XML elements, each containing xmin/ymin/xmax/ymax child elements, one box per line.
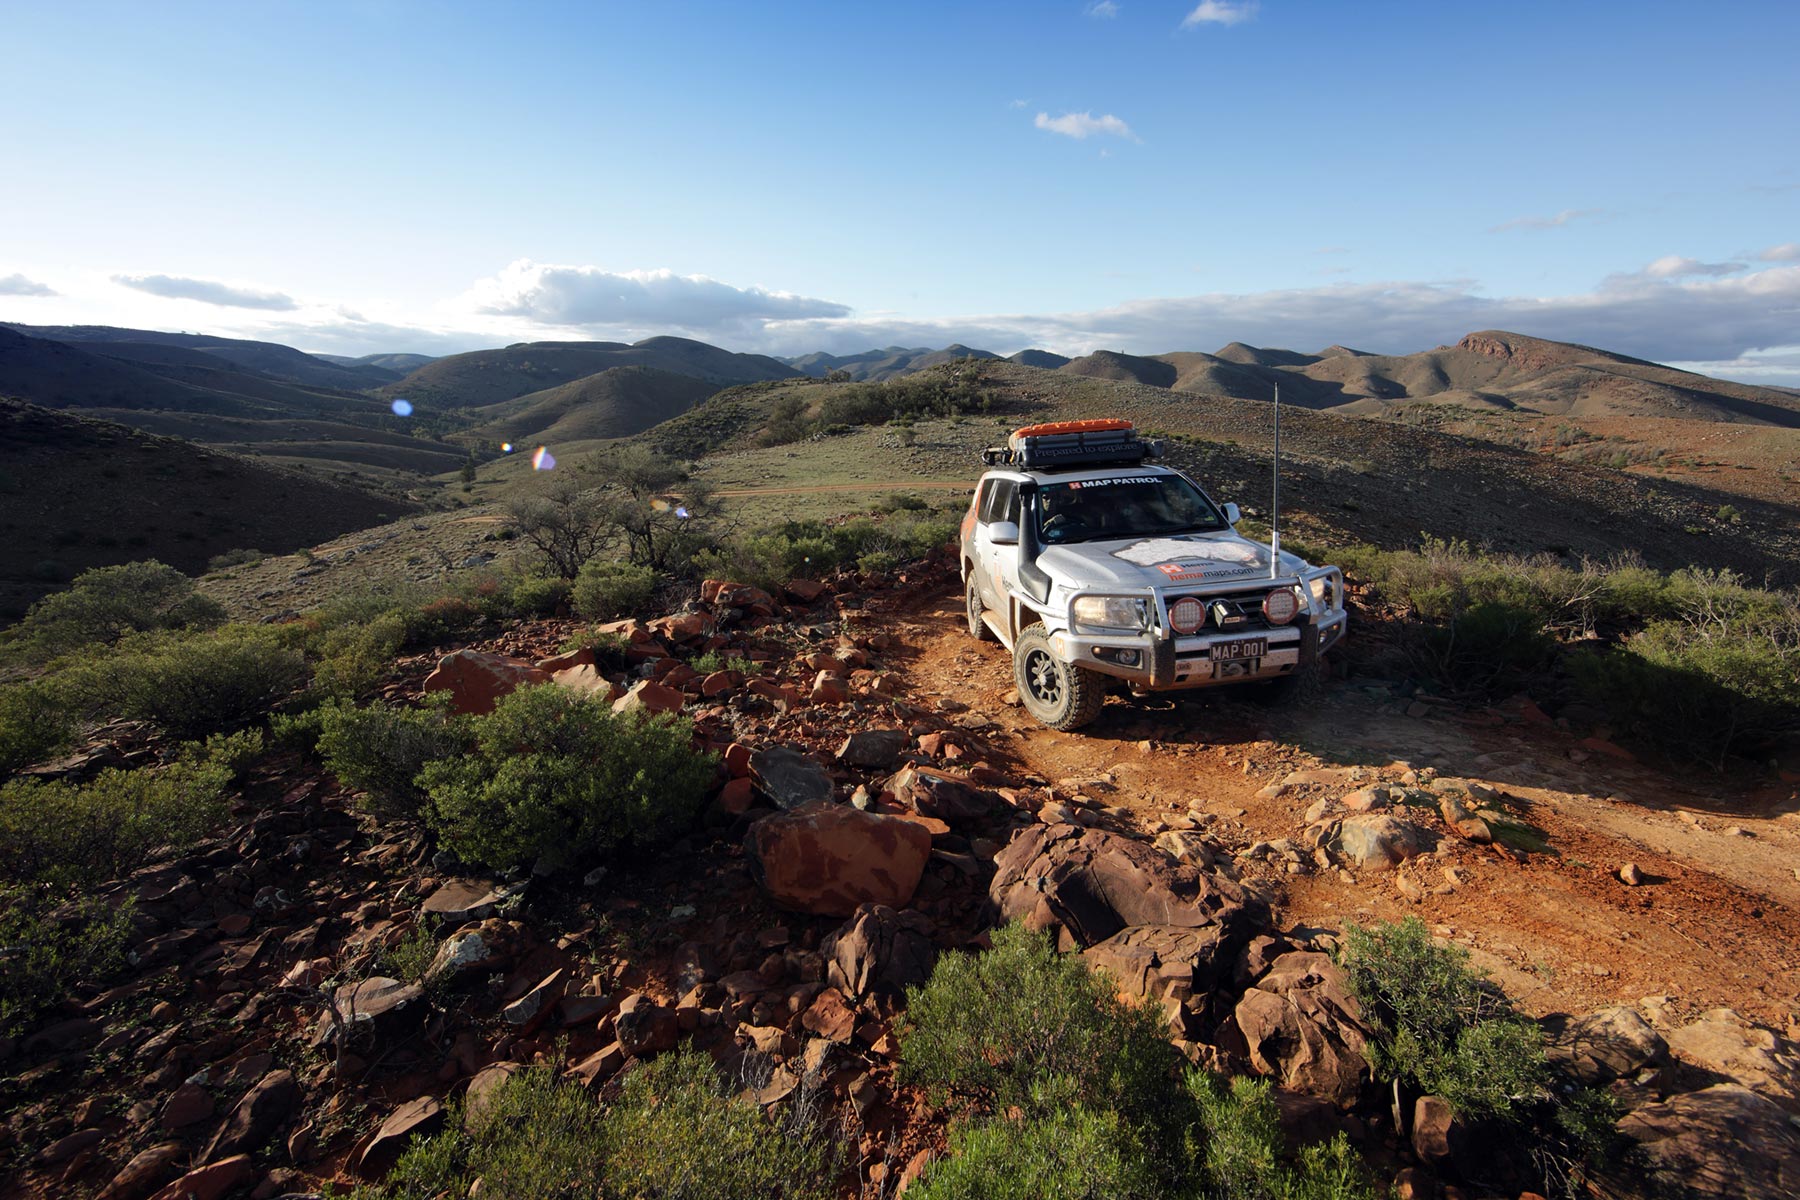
<box><xmin>422</xmin><ymin>879</ymin><xmax>513</xmax><ymax>924</ymax></box>
<box><xmin>747</xmin><ymin>802</ymin><xmax>932</xmax><ymax>917</ymax></box>
<box><xmin>1620</xmin><ymin>1084</ymin><xmax>1800</xmax><ymax>1199</ymax></box>
<box><xmin>751</xmin><ymin>747</ymin><xmax>834</xmax><ymax>811</ymax></box>
<box><xmin>836</xmin><ymin>729</ymin><xmax>909</xmax><ymax>770</ymax></box>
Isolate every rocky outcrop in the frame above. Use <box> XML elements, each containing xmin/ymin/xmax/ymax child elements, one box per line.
<box><xmin>1230</xmin><ymin>951</ymin><xmax>1370</xmax><ymax>1108</ymax></box>
<box><xmin>746</xmin><ymin>802</ymin><xmax>932</xmax><ymax>916</ymax></box>
<box><xmin>422</xmin><ymin>649</ymin><xmax>549</xmax><ymax>715</ymax></box>
<box><xmin>1540</xmin><ymin>1005</ymin><xmax>1667</xmax><ymax>1085</ymax></box>
<box><xmin>823</xmin><ymin>903</ymin><xmax>937</xmax><ymax>999</ymax></box>
<box><xmin>1665</xmin><ymin>1008</ymin><xmax>1800</xmax><ymax>1108</ymax></box>
<box><xmin>1619</xmin><ymin>1085</ymin><xmax>1800</xmax><ymax>1200</ymax></box>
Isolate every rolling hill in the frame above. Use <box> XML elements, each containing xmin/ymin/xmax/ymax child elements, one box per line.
<box><xmin>3</xmin><ymin>322</ymin><xmax>398</xmax><ymax>390</ymax></box>
<box><xmin>785</xmin><ymin>344</ymin><xmax>1000</xmax><ymax>382</ymax></box>
<box><xmin>461</xmin><ymin>366</ymin><xmax>722</xmax><ymax>445</ymax></box>
<box><xmin>382</xmin><ymin>336</ymin><xmax>800</xmax><ymax>409</ymax></box>
<box><xmin>0</xmin><ymin>399</ymin><xmax>417</xmax><ymax>620</ymax></box>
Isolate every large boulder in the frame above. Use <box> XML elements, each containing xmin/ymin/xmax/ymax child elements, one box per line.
<box><xmin>1329</xmin><ymin>814</ymin><xmax>1433</xmax><ymax>871</ymax></box>
<box><xmin>1618</xmin><ymin>1085</ymin><xmax>1800</xmax><ymax>1200</ymax></box>
<box><xmin>824</xmin><ymin>903</ymin><xmax>937</xmax><ymax>999</ymax></box>
<box><xmin>837</xmin><ymin>729</ymin><xmax>910</xmax><ymax>770</ymax></box>
<box><xmin>1541</xmin><ymin>1006</ymin><xmax>1668</xmax><ymax>1085</ymax></box>
<box><xmin>988</xmin><ymin>823</ymin><xmax>1265</xmax><ymax>948</ymax></box>
<box><xmin>1231</xmin><ymin>951</ymin><xmax>1370</xmax><ymax>1109</ymax></box>
<box><xmin>746</xmin><ymin>802</ymin><xmax>932</xmax><ymax>917</ymax></box>
<box><xmin>1083</xmin><ymin>923</ymin><xmax>1239</xmax><ymax>1008</ymax></box>
<box><xmin>423</xmin><ymin>650</ymin><xmax>549</xmax><ymax>715</ymax></box>
<box><xmin>1665</xmin><ymin>1009</ymin><xmax>1800</xmax><ymax>1108</ymax></box>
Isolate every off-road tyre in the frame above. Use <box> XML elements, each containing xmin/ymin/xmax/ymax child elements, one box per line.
<box><xmin>1013</xmin><ymin>622</ymin><xmax>1107</xmax><ymax>730</ymax></box>
<box><xmin>1246</xmin><ymin>657</ymin><xmax>1324</xmax><ymax>705</ymax></box>
<box><xmin>965</xmin><ymin>573</ymin><xmax>993</xmax><ymax>642</ymax></box>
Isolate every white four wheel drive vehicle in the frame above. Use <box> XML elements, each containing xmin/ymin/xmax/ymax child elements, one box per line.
<box><xmin>960</xmin><ymin>419</ymin><xmax>1347</xmax><ymax>730</ymax></box>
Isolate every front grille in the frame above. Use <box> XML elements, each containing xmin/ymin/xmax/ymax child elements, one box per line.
<box><xmin>1168</xmin><ymin>589</ymin><xmax>1275</xmax><ymax>632</ymax></box>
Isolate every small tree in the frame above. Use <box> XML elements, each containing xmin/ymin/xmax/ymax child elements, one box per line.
<box><xmin>506</xmin><ymin>475</ymin><xmax>617</xmax><ymax>580</ymax></box>
<box><xmin>587</xmin><ymin>446</ymin><xmax>719</xmax><ymax>573</ymax></box>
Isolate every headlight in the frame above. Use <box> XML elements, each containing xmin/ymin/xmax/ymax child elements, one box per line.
<box><xmin>1263</xmin><ymin>588</ymin><xmax>1301</xmax><ymax>625</ymax></box>
<box><xmin>1072</xmin><ymin>596</ymin><xmax>1148</xmax><ymax>631</ymax></box>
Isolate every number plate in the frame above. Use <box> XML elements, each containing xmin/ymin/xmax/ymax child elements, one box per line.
<box><xmin>1211</xmin><ymin>638</ymin><xmax>1267</xmax><ymax>662</ymax></box>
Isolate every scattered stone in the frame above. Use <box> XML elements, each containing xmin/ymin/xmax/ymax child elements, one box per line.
<box><xmin>423</xmin><ymin>650</ymin><xmax>549</xmax><ymax>715</ymax></box>
<box><xmin>746</xmin><ymin>803</ymin><xmax>932</xmax><ymax>917</ymax></box>
<box><xmin>615</xmin><ymin>994</ymin><xmax>679</xmax><ymax>1058</ymax></box>
<box><xmin>464</xmin><ymin>1062</ymin><xmax>523</xmax><ymax>1125</ymax></box>
<box><xmin>96</xmin><ymin>1142</ymin><xmax>184</xmax><ymax>1200</ymax></box>
<box><xmin>203</xmin><ymin>1069</ymin><xmax>299</xmax><ymax>1160</ymax></box>
<box><xmin>551</xmin><ymin>663</ymin><xmax>615</xmax><ymax>702</ymax></box>
<box><xmin>1341</xmin><ymin>787</ymin><xmax>1387</xmax><ymax>813</ymax></box>
<box><xmin>612</xmin><ymin>679</ymin><xmax>686</xmax><ymax>717</ymax></box>
<box><xmin>800</xmin><ymin>988</ymin><xmax>857</xmax><ymax>1042</ymax></box>
<box><xmin>1437</xmin><ymin>795</ymin><xmax>1493</xmax><ymax>843</ymax></box>
<box><xmin>750</xmin><ymin>747</ymin><xmax>834</xmax><ymax>811</ymax></box>
<box><xmin>331</xmin><ymin>976</ymin><xmax>426</xmax><ymax>1043</ymax></box>
<box><xmin>1410</xmin><ymin>1095</ymin><xmax>1456</xmax><ymax>1167</ymax></box>
<box><xmin>160</xmin><ymin>1081</ymin><xmax>214</xmax><ymax>1130</ymax></box>
<box><xmin>1153</xmin><ymin>830</ymin><xmax>1217</xmax><ymax>868</ymax></box>
<box><xmin>146</xmin><ymin>1155</ymin><xmax>254</xmax><ymax>1200</ymax></box>
<box><xmin>1085</xmin><ymin>924</ymin><xmax>1239</xmax><ymax>1006</ymax></box>
<box><xmin>1619</xmin><ymin>862</ymin><xmax>1645</xmax><ymax>886</ymax></box>
<box><xmin>887</xmin><ymin>765</ymin><xmax>998</xmax><ymax>825</ymax></box>
<box><xmin>836</xmin><ymin>729</ymin><xmax>909</xmax><ymax>770</ymax></box>
<box><xmin>503</xmin><ymin>969</ymin><xmax>567</xmax><ymax>1027</ymax></box>
<box><xmin>421</xmin><ymin>878</ymin><xmax>512</xmax><ymax>924</ymax></box>
<box><xmin>567</xmin><ymin>1043</ymin><xmax>626</xmax><ymax>1088</ymax></box>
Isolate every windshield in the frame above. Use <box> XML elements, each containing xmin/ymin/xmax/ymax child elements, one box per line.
<box><xmin>1034</xmin><ymin>473</ymin><xmax>1227</xmax><ymax>544</ymax></box>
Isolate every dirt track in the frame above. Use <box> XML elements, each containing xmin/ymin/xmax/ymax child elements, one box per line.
<box><xmin>880</xmin><ymin>586</ymin><xmax>1800</xmax><ymax>1030</ymax></box>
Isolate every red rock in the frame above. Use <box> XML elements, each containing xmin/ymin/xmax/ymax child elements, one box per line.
<box><xmin>551</xmin><ymin>663</ymin><xmax>614</xmax><ymax>702</ymax></box>
<box><xmin>595</xmin><ymin>618</ymin><xmax>652</xmax><ymax>644</ymax></box>
<box><xmin>356</xmin><ymin>1097</ymin><xmax>444</xmax><ymax>1177</ymax></box>
<box><xmin>37</xmin><ymin>1127</ymin><xmax>103</xmax><ymax>1164</ymax></box>
<box><xmin>917</xmin><ymin>731</ymin><xmax>953</xmax><ymax>758</ymax></box>
<box><xmin>805</xmin><ymin>651</ymin><xmax>850</xmax><ymax>675</ymax></box>
<box><xmin>463</xmin><ymin>1062</ymin><xmax>523</xmax><ymax>1126</ymax></box>
<box><xmin>1411</xmin><ymin>1095</ymin><xmax>1456</xmax><ymax>1166</ymax></box>
<box><xmin>535</xmin><ymin>647</ymin><xmax>595</xmax><ymax>674</ymax></box>
<box><xmin>147</xmin><ymin>1155</ymin><xmax>254</xmax><ymax>1200</ymax></box>
<box><xmin>724</xmin><ymin>742</ymin><xmax>754</xmax><ymax>777</ymax></box>
<box><xmin>160</xmin><ymin>1081</ymin><xmax>214</xmax><ymax>1130</ymax></box>
<box><xmin>96</xmin><ymin>1141</ymin><xmax>184</xmax><ymax>1200</ymax></box>
<box><xmin>800</xmin><ymin>988</ymin><xmax>857</xmax><ymax>1042</ymax></box>
<box><xmin>612</xmin><ymin>679</ymin><xmax>686</xmax><ymax>717</ymax></box>
<box><xmin>615</xmin><ymin>994</ymin><xmax>678</xmax><ymax>1058</ymax></box>
<box><xmin>825</xmin><ymin>904</ymin><xmax>937</xmax><ymax>999</ymax></box>
<box><xmin>649</xmin><ymin>613</ymin><xmax>714</xmax><ymax>642</ymax></box>
<box><xmin>888</xmin><ymin>765</ymin><xmax>997</xmax><ymax>825</ymax></box>
<box><xmin>714</xmin><ymin>582</ymin><xmax>775</xmax><ymax>609</ymax></box>
<box><xmin>785</xmin><ymin>579</ymin><xmax>827</xmax><ymax>602</ymax></box>
<box><xmin>216</xmin><ymin>913</ymin><xmax>252</xmax><ymax>936</ymax></box>
<box><xmin>718</xmin><ymin>777</ymin><xmax>756</xmax><ymax>815</ymax></box>
<box><xmin>662</xmin><ymin>663</ymin><xmax>700</xmax><ymax>688</ymax></box>
<box><xmin>566</xmin><ymin>1043</ymin><xmax>626</xmax><ymax>1088</ymax></box>
<box><xmin>746</xmin><ymin>802</ymin><xmax>932</xmax><ymax>917</ymax></box>
<box><xmin>204</xmin><ymin>1069</ymin><xmax>299</xmax><ymax>1160</ymax></box>
<box><xmin>700</xmin><ymin>670</ymin><xmax>737</xmax><ymax>698</ymax></box>
<box><xmin>810</xmin><ymin>672</ymin><xmax>847</xmax><ymax>704</ymax></box>
<box><xmin>423</xmin><ymin>650</ymin><xmax>550</xmax><ymax>715</ymax></box>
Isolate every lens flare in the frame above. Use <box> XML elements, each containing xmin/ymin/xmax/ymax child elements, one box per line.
<box><xmin>501</xmin><ymin>442</ymin><xmax>514</xmax><ymax>453</ymax></box>
<box><xmin>675</xmin><ymin>506</ymin><xmax>690</xmax><ymax>519</ymax></box>
<box><xmin>390</xmin><ymin>399</ymin><xmax>413</xmax><ymax>417</ymax></box>
<box><xmin>650</xmin><ymin>498</ymin><xmax>671</xmax><ymax>513</ymax></box>
<box><xmin>532</xmin><ymin>446</ymin><xmax>555</xmax><ymax>471</ymax></box>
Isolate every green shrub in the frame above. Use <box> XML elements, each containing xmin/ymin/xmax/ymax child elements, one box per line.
<box><xmin>382</xmin><ymin>920</ymin><xmax>440</xmax><ymax>982</ymax></box>
<box><xmin>346</xmin><ymin>1062</ymin><xmax>606</xmax><ymax>1200</ymax></box>
<box><xmin>0</xmin><ymin>746</ymin><xmax>242</xmax><ymax>887</ymax></box>
<box><xmin>1417</xmin><ymin>601</ymin><xmax>1558</xmax><ymax>693</ymax></box>
<box><xmin>421</xmin><ymin>684</ymin><xmax>716</xmax><ymax>872</ymax></box>
<box><xmin>0</xmin><ymin>680</ymin><xmax>76</xmax><ymax>775</ymax></box>
<box><xmin>2</xmin><ymin>560</ymin><xmax>224</xmax><ymax>662</ymax></box>
<box><xmin>308</xmin><ymin>610</ymin><xmax>408</xmax><ymax>699</ymax></box>
<box><xmin>0</xmin><ymin>887</ymin><xmax>132</xmax><ymax>1035</ymax></box>
<box><xmin>102</xmin><ymin>626</ymin><xmax>307</xmax><ymax>738</ymax></box>
<box><xmin>1339</xmin><ymin>917</ymin><xmax>1546</xmax><ymax>1122</ymax></box>
<box><xmin>207</xmin><ymin>548</ymin><xmax>265</xmax><ymax>570</ymax></box>
<box><xmin>911</xmin><ymin>1107</ymin><xmax>1158</xmax><ymax>1200</ymax></box>
<box><xmin>400</xmin><ymin>595</ymin><xmax>482</xmax><ymax>646</ymax></box>
<box><xmin>1188</xmin><ymin>1072</ymin><xmax>1379</xmax><ymax>1200</ymax></box>
<box><xmin>899</xmin><ymin>923</ymin><xmax>1182</xmax><ymax>1136</ymax></box>
<box><xmin>509</xmin><ymin>573</ymin><xmax>571</xmax><ymax>616</ymax></box>
<box><xmin>599</xmin><ymin>1048</ymin><xmax>836</xmax><ymax>1200</ymax></box>
<box><xmin>316</xmin><ymin>699</ymin><xmax>468</xmax><ymax>819</ymax></box>
<box><xmin>571</xmin><ymin>560</ymin><xmax>658</xmax><ymax>619</ymax></box>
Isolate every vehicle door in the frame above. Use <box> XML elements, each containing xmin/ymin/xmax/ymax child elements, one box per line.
<box><xmin>972</xmin><ymin>476</ymin><xmax>1021</xmax><ymax>612</ymax></box>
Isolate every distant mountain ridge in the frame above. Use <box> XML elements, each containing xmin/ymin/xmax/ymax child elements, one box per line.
<box><xmin>783</xmin><ymin>344</ymin><xmax>1000</xmax><ymax>382</ymax></box>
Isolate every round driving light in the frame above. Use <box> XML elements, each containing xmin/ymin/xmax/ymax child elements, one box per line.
<box><xmin>1262</xmin><ymin>588</ymin><xmax>1299</xmax><ymax>625</ymax></box>
<box><xmin>1170</xmin><ymin>596</ymin><xmax>1204</xmax><ymax>634</ymax></box>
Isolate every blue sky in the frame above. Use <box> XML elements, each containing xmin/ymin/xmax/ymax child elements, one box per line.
<box><xmin>3</xmin><ymin>0</ymin><xmax>1797</xmax><ymax>380</ymax></box>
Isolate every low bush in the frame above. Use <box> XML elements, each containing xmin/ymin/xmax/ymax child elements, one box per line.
<box><xmin>307</xmin><ymin>610</ymin><xmax>408</xmax><ymax>699</ymax></box>
<box><xmin>1339</xmin><ymin>917</ymin><xmax>1546</xmax><ymax>1123</ymax></box>
<box><xmin>910</xmin><ymin>1106</ymin><xmax>1158</xmax><ymax>1200</ymax></box>
<box><xmin>0</xmin><ymin>734</ymin><xmax>256</xmax><ymax>888</ymax></box>
<box><xmin>420</xmin><ymin>684</ymin><xmax>716</xmax><ymax>872</ymax></box>
<box><xmin>2</xmin><ymin>560</ymin><xmax>224</xmax><ymax>663</ymax></box>
<box><xmin>1188</xmin><ymin>1072</ymin><xmax>1379</xmax><ymax>1200</ymax></box>
<box><xmin>207</xmin><ymin>548</ymin><xmax>265</xmax><ymax>570</ymax></box>
<box><xmin>508</xmin><ymin>573</ymin><xmax>571</xmax><ymax>616</ymax></box>
<box><xmin>0</xmin><ymin>887</ymin><xmax>132</xmax><ymax>1035</ymax></box>
<box><xmin>899</xmin><ymin>923</ymin><xmax>1182</xmax><ymax>1140</ymax></box>
<box><xmin>316</xmin><ymin>699</ymin><xmax>468</xmax><ymax>819</ymax></box>
<box><xmin>0</xmin><ymin>680</ymin><xmax>76</xmax><ymax>775</ymax></box>
<box><xmin>599</xmin><ymin>1048</ymin><xmax>837</xmax><ymax>1200</ymax></box>
<box><xmin>399</xmin><ymin>595</ymin><xmax>482</xmax><ymax>646</ymax></box>
<box><xmin>102</xmin><ymin>626</ymin><xmax>307</xmax><ymax>739</ymax></box>
<box><xmin>571</xmin><ymin>560</ymin><xmax>658</xmax><ymax>619</ymax></box>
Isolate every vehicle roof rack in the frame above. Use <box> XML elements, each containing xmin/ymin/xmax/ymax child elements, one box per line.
<box><xmin>980</xmin><ymin>418</ymin><xmax>1163</xmax><ymax>469</ymax></box>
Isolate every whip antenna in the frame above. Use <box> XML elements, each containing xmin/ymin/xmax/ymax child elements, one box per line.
<box><xmin>1270</xmin><ymin>381</ymin><xmax>1281</xmax><ymax>579</ymax></box>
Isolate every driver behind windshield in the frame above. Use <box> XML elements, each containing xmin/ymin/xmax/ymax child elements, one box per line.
<box><xmin>1037</xmin><ymin>475</ymin><xmax>1224</xmax><ymax>544</ymax></box>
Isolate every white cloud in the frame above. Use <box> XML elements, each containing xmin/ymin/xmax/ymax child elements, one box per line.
<box><xmin>0</xmin><ymin>273</ymin><xmax>55</xmax><ymax>297</ymax></box>
<box><xmin>1182</xmin><ymin>0</ymin><xmax>1256</xmax><ymax>27</ymax></box>
<box><xmin>1642</xmin><ymin>255</ymin><xmax>1745</xmax><ymax>279</ymax></box>
<box><xmin>1085</xmin><ymin>1</ymin><xmax>1120</xmax><ymax>17</ymax></box>
<box><xmin>1488</xmin><ymin>209</ymin><xmax>1604</xmax><ymax>233</ymax></box>
<box><xmin>1757</xmin><ymin>242</ymin><xmax>1800</xmax><ymax>262</ymax></box>
<box><xmin>112</xmin><ymin>273</ymin><xmax>298</xmax><ymax>310</ymax></box>
<box><xmin>462</xmin><ymin>260</ymin><xmax>850</xmax><ymax>334</ymax></box>
<box><xmin>1034</xmin><ymin>111</ymin><xmax>1140</xmax><ymax>141</ymax></box>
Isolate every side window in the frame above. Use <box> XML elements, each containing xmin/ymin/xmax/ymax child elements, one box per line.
<box><xmin>979</xmin><ymin>478</ymin><xmax>1018</xmax><ymax>525</ymax></box>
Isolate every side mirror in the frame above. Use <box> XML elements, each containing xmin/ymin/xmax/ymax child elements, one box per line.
<box><xmin>1223</xmin><ymin>502</ymin><xmax>1241</xmax><ymax>525</ymax></box>
<box><xmin>989</xmin><ymin>520</ymin><xmax>1020</xmax><ymax>546</ymax></box>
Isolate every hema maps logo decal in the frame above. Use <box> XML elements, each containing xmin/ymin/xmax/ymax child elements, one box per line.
<box><xmin>1111</xmin><ymin>537</ymin><xmax>1265</xmax><ymax>581</ymax></box>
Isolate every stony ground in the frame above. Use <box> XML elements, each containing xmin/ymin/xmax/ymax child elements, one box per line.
<box><xmin>4</xmin><ymin>554</ymin><xmax>1799</xmax><ymax>1200</ymax></box>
